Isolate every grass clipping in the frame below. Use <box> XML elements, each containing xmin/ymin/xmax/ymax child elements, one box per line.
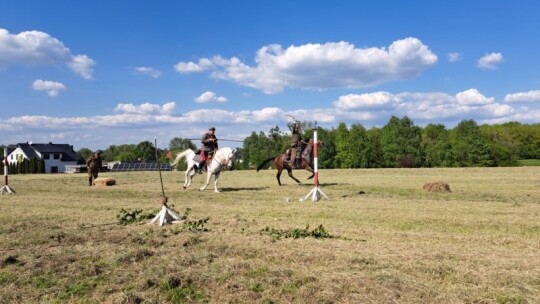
<box><xmin>423</xmin><ymin>181</ymin><xmax>451</xmax><ymax>193</ymax></box>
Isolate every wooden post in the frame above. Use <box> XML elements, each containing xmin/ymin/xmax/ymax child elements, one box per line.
<box><xmin>149</xmin><ymin>138</ymin><xmax>183</xmax><ymax>226</ymax></box>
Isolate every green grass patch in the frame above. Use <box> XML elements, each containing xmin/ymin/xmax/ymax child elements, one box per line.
<box><xmin>518</xmin><ymin>159</ymin><xmax>540</xmax><ymax>166</ymax></box>
<box><xmin>160</xmin><ymin>277</ymin><xmax>208</xmax><ymax>303</ymax></box>
<box><xmin>57</xmin><ymin>279</ymin><xmax>97</xmax><ymax>300</ymax></box>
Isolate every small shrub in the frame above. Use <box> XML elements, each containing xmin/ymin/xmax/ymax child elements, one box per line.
<box><xmin>117</xmin><ymin>209</ymin><xmax>156</xmax><ymax>225</ymax></box>
<box><xmin>260</xmin><ymin>224</ymin><xmax>333</xmax><ymax>240</ymax></box>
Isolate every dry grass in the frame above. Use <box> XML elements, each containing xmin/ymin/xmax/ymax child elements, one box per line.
<box><xmin>0</xmin><ymin>167</ymin><xmax>539</xmax><ymax>303</ymax></box>
<box><xmin>94</xmin><ymin>177</ymin><xmax>116</xmax><ymax>187</ymax></box>
<box><xmin>423</xmin><ymin>181</ymin><xmax>451</xmax><ymax>193</ymax></box>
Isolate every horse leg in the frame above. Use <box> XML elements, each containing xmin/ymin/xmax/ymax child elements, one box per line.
<box><xmin>199</xmin><ymin>171</ymin><xmax>212</xmax><ymax>191</ymax></box>
<box><xmin>213</xmin><ymin>171</ymin><xmax>221</xmax><ymax>193</ymax></box>
<box><xmin>184</xmin><ymin>165</ymin><xmax>192</xmax><ymax>189</ymax></box>
<box><xmin>305</xmin><ymin>164</ymin><xmax>315</xmax><ymax>181</ymax></box>
<box><xmin>287</xmin><ymin>169</ymin><xmax>302</xmax><ymax>184</ymax></box>
<box><xmin>187</xmin><ymin>166</ymin><xmax>196</xmax><ymax>189</ymax></box>
<box><xmin>276</xmin><ymin>168</ymin><xmax>283</xmax><ymax>186</ymax></box>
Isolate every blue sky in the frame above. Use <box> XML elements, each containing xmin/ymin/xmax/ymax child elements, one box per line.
<box><xmin>1</xmin><ymin>1</ymin><xmax>539</xmax><ymax>150</ymax></box>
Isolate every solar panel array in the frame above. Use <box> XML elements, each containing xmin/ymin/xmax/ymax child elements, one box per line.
<box><xmin>110</xmin><ymin>162</ymin><xmax>172</xmax><ymax>172</ymax></box>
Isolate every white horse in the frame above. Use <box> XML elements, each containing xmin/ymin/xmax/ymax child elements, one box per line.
<box><xmin>170</xmin><ymin>147</ymin><xmax>236</xmax><ymax>193</ymax></box>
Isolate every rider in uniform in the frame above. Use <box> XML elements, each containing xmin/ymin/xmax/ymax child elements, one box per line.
<box><xmin>198</xmin><ymin>127</ymin><xmax>218</xmax><ymax>173</ymax></box>
<box><xmin>289</xmin><ymin>123</ymin><xmax>303</xmax><ymax>169</ymax></box>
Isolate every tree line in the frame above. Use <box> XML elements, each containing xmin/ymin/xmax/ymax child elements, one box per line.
<box><xmin>1</xmin><ymin>116</ymin><xmax>539</xmax><ymax>174</ymax></box>
<box><xmin>239</xmin><ymin>117</ymin><xmax>539</xmax><ymax>169</ymax></box>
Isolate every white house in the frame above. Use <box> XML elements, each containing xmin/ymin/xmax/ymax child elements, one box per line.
<box><xmin>7</xmin><ymin>142</ymin><xmax>80</xmax><ymax>173</ymax></box>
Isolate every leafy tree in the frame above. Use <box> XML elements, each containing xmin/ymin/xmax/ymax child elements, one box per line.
<box><xmin>29</xmin><ymin>157</ymin><xmax>38</xmax><ymax>173</ymax></box>
<box><xmin>242</xmin><ymin>131</ymin><xmax>272</xmax><ymax>169</ymax></box>
<box><xmin>450</xmin><ymin>120</ymin><xmax>493</xmax><ymax>167</ymax></box>
<box><xmin>169</xmin><ymin>137</ymin><xmax>196</xmax><ymax>152</ymax></box>
<box><xmin>480</xmin><ymin>123</ymin><xmax>519</xmax><ymax>166</ymax></box>
<box><xmin>421</xmin><ymin>124</ymin><xmax>453</xmax><ymax>167</ymax></box>
<box><xmin>380</xmin><ymin>116</ymin><xmax>422</xmax><ymax>167</ymax></box>
<box><xmin>348</xmin><ymin>124</ymin><xmax>369</xmax><ymax>168</ymax></box>
<box><xmin>116</xmin><ymin>151</ymin><xmax>138</xmax><ymax>162</ymax></box>
<box><xmin>38</xmin><ymin>159</ymin><xmax>45</xmax><ymax>173</ymax></box>
<box><xmin>333</xmin><ymin>122</ymin><xmax>350</xmax><ymax>168</ymax></box>
<box><xmin>77</xmin><ymin>147</ymin><xmax>93</xmax><ymax>160</ymax></box>
<box><xmin>135</xmin><ymin>141</ymin><xmax>156</xmax><ymax>161</ymax></box>
<box><xmin>103</xmin><ymin>144</ymin><xmax>136</xmax><ymax>162</ymax></box>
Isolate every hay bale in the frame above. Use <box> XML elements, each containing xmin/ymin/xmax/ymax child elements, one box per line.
<box><xmin>423</xmin><ymin>181</ymin><xmax>451</xmax><ymax>193</ymax></box>
<box><xmin>94</xmin><ymin>177</ymin><xmax>116</xmax><ymax>186</ymax></box>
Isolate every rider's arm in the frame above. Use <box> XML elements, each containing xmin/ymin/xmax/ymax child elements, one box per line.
<box><xmin>201</xmin><ymin>133</ymin><xmax>211</xmax><ymax>144</ymax></box>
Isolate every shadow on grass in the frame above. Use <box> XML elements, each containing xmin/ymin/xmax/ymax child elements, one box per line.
<box><xmin>220</xmin><ymin>187</ymin><xmax>270</xmax><ymax>192</ymax></box>
<box><xmin>318</xmin><ymin>182</ymin><xmax>342</xmax><ymax>187</ymax></box>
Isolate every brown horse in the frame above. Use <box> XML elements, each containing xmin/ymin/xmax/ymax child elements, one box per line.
<box><xmin>256</xmin><ymin>139</ymin><xmax>318</xmax><ymax>186</ymax></box>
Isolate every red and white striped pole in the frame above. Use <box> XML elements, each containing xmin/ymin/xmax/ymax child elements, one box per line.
<box><xmin>313</xmin><ymin>125</ymin><xmax>319</xmax><ymax>188</ymax></box>
<box><xmin>1</xmin><ymin>147</ymin><xmax>16</xmax><ymax>194</ymax></box>
<box><xmin>303</xmin><ymin>121</ymin><xmax>328</xmax><ymax>202</ymax></box>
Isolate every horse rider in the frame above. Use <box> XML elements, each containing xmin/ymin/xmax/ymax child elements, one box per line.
<box><xmin>198</xmin><ymin>127</ymin><xmax>218</xmax><ymax>173</ymax></box>
<box><xmin>289</xmin><ymin>123</ymin><xmax>304</xmax><ymax>169</ymax></box>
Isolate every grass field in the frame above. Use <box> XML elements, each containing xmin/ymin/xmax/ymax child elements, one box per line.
<box><xmin>1</xmin><ymin>167</ymin><xmax>539</xmax><ymax>303</ymax></box>
<box><xmin>518</xmin><ymin>159</ymin><xmax>540</xmax><ymax>166</ymax></box>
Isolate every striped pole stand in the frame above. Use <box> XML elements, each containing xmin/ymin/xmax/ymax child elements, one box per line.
<box><xmin>303</xmin><ymin>122</ymin><xmax>328</xmax><ymax>202</ymax></box>
<box><xmin>1</xmin><ymin>147</ymin><xmax>16</xmax><ymax>194</ymax></box>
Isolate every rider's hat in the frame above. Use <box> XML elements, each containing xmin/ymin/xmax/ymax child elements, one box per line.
<box><xmin>209</xmin><ymin>127</ymin><xmax>216</xmax><ymax>131</ymax></box>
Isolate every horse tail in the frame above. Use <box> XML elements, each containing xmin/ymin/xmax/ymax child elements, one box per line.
<box><xmin>256</xmin><ymin>155</ymin><xmax>278</xmax><ymax>172</ymax></box>
<box><xmin>170</xmin><ymin>149</ymin><xmax>193</xmax><ymax>166</ymax></box>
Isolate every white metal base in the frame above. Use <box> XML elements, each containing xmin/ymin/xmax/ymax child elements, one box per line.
<box><xmin>0</xmin><ymin>185</ymin><xmax>16</xmax><ymax>194</ymax></box>
<box><xmin>149</xmin><ymin>205</ymin><xmax>184</xmax><ymax>227</ymax></box>
<box><xmin>303</xmin><ymin>187</ymin><xmax>328</xmax><ymax>202</ymax></box>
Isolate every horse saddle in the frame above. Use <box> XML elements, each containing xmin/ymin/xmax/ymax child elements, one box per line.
<box><xmin>194</xmin><ymin>153</ymin><xmax>214</xmax><ymax>165</ymax></box>
<box><xmin>284</xmin><ymin>148</ymin><xmax>304</xmax><ymax>161</ymax></box>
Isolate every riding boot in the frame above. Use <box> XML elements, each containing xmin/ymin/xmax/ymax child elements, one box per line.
<box><xmin>197</xmin><ymin>164</ymin><xmax>203</xmax><ymax>174</ymax></box>
<box><xmin>88</xmin><ymin>176</ymin><xmax>93</xmax><ymax>186</ymax></box>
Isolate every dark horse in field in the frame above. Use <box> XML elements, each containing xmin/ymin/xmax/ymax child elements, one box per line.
<box><xmin>256</xmin><ymin>138</ymin><xmax>318</xmax><ymax>186</ymax></box>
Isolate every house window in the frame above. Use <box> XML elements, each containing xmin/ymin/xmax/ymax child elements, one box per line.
<box><xmin>43</xmin><ymin>154</ymin><xmax>50</xmax><ymax>159</ymax></box>
<box><xmin>54</xmin><ymin>154</ymin><xmax>60</xmax><ymax>159</ymax></box>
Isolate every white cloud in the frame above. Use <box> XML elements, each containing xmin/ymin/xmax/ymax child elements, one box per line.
<box><xmin>174</xmin><ymin>37</ymin><xmax>438</xmax><ymax>94</ymax></box>
<box><xmin>333</xmin><ymin>92</ymin><xmax>402</xmax><ymax>110</ymax></box>
<box><xmin>195</xmin><ymin>91</ymin><xmax>228</xmax><ymax>103</ymax></box>
<box><xmin>0</xmin><ymin>28</ymin><xmax>95</xmax><ymax>79</ymax></box>
<box><xmin>68</xmin><ymin>55</ymin><xmax>95</xmax><ymax>79</ymax></box>
<box><xmin>115</xmin><ymin>102</ymin><xmax>175</xmax><ymax>115</ymax></box>
<box><xmin>447</xmin><ymin>52</ymin><xmax>462</xmax><ymax>62</ymax></box>
<box><xmin>5</xmin><ymin>88</ymin><xmax>538</xmax><ymax>150</ymax></box>
<box><xmin>455</xmin><ymin>88</ymin><xmax>495</xmax><ymax>105</ymax></box>
<box><xmin>174</xmin><ymin>58</ymin><xmax>214</xmax><ymax>73</ymax></box>
<box><xmin>32</xmin><ymin>79</ymin><xmax>66</xmax><ymax>96</ymax></box>
<box><xmin>477</xmin><ymin>52</ymin><xmax>503</xmax><ymax>70</ymax></box>
<box><xmin>134</xmin><ymin>66</ymin><xmax>162</xmax><ymax>78</ymax></box>
<box><xmin>504</xmin><ymin>90</ymin><xmax>540</xmax><ymax>102</ymax></box>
